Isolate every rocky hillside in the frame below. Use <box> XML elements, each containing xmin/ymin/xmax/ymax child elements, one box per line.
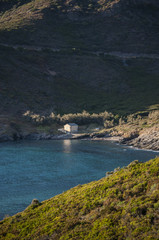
<box><xmin>0</xmin><ymin>0</ymin><xmax>159</xmax><ymax>117</ymax></box>
<box><xmin>0</xmin><ymin>157</ymin><xmax>158</xmax><ymax>239</ymax></box>
<box><xmin>1</xmin><ymin>0</ymin><xmax>159</xmax><ymax>52</ymax></box>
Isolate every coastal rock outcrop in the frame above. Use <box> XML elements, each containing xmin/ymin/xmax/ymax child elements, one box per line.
<box><xmin>123</xmin><ymin>127</ymin><xmax>159</xmax><ymax>151</ymax></box>
<box><xmin>0</xmin><ymin>134</ymin><xmax>13</xmax><ymax>142</ymax></box>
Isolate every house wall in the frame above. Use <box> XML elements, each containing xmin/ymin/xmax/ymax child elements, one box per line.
<box><xmin>71</xmin><ymin>125</ymin><xmax>78</xmax><ymax>132</ymax></box>
<box><xmin>64</xmin><ymin>125</ymin><xmax>71</xmax><ymax>132</ymax></box>
<box><xmin>64</xmin><ymin>124</ymin><xmax>78</xmax><ymax>132</ymax></box>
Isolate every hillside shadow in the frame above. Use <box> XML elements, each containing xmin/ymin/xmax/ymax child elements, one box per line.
<box><xmin>51</xmin><ymin>0</ymin><xmax>100</xmax><ymax>14</ymax></box>
<box><xmin>0</xmin><ymin>0</ymin><xmax>32</xmax><ymax>12</ymax></box>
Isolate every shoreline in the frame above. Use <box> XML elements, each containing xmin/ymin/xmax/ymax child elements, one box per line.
<box><xmin>0</xmin><ymin>132</ymin><xmax>159</xmax><ymax>152</ymax></box>
<box><xmin>83</xmin><ymin>136</ymin><xmax>159</xmax><ymax>152</ymax></box>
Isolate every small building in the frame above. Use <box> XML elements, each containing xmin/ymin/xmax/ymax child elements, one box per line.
<box><xmin>64</xmin><ymin>123</ymin><xmax>78</xmax><ymax>133</ymax></box>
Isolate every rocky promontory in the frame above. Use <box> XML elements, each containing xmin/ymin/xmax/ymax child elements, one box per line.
<box><xmin>122</xmin><ymin>126</ymin><xmax>159</xmax><ymax>151</ymax></box>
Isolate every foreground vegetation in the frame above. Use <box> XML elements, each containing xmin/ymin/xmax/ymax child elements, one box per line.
<box><xmin>0</xmin><ymin>157</ymin><xmax>158</xmax><ymax>239</ymax></box>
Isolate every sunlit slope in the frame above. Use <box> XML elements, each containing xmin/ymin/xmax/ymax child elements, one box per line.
<box><xmin>0</xmin><ymin>157</ymin><xmax>159</xmax><ymax>239</ymax></box>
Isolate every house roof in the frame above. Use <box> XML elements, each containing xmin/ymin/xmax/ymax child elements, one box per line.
<box><xmin>65</xmin><ymin>123</ymin><xmax>78</xmax><ymax>126</ymax></box>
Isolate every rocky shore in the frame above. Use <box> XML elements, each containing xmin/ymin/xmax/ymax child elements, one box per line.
<box><xmin>0</xmin><ymin>126</ymin><xmax>159</xmax><ymax>151</ymax></box>
<box><xmin>120</xmin><ymin>127</ymin><xmax>159</xmax><ymax>151</ymax></box>
<box><xmin>0</xmin><ymin>132</ymin><xmax>90</xmax><ymax>142</ymax></box>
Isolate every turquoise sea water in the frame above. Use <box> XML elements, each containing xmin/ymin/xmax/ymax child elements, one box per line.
<box><xmin>0</xmin><ymin>140</ymin><xmax>158</xmax><ymax>219</ymax></box>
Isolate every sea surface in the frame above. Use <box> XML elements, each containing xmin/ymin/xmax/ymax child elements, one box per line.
<box><xmin>0</xmin><ymin>140</ymin><xmax>158</xmax><ymax>219</ymax></box>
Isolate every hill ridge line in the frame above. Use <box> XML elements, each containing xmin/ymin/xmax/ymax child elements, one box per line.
<box><xmin>1</xmin><ymin>43</ymin><xmax>159</xmax><ymax>59</ymax></box>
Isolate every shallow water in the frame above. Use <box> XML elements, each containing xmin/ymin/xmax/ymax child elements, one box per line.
<box><xmin>0</xmin><ymin>140</ymin><xmax>158</xmax><ymax>219</ymax></box>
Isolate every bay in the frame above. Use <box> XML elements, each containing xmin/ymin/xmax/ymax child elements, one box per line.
<box><xmin>0</xmin><ymin>139</ymin><xmax>158</xmax><ymax>219</ymax></box>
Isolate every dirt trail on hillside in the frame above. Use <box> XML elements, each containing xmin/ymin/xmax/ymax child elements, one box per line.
<box><xmin>0</xmin><ymin>43</ymin><xmax>60</xmax><ymax>52</ymax></box>
<box><xmin>1</xmin><ymin>43</ymin><xmax>159</xmax><ymax>60</ymax></box>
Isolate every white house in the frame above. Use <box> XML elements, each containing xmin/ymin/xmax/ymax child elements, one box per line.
<box><xmin>64</xmin><ymin>123</ymin><xmax>78</xmax><ymax>133</ymax></box>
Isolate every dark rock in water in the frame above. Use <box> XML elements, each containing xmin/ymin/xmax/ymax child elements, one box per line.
<box><xmin>0</xmin><ymin>134</ymin><xmax>13</xmax><ymax>142</ymax></box>
<box><xmin>12</xmin><ymin>132</ymin><xmax>23</xmax><ymax>141</ymax></box>
<box><xmin>24</xmin><ymin>133</ymin><xmax>52</xmax><ymax>140</ymax></box>
<box><xmin>23</xmin><ymin>133</ymin><xmax>39</xmax><ymax>140</ymax></box>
